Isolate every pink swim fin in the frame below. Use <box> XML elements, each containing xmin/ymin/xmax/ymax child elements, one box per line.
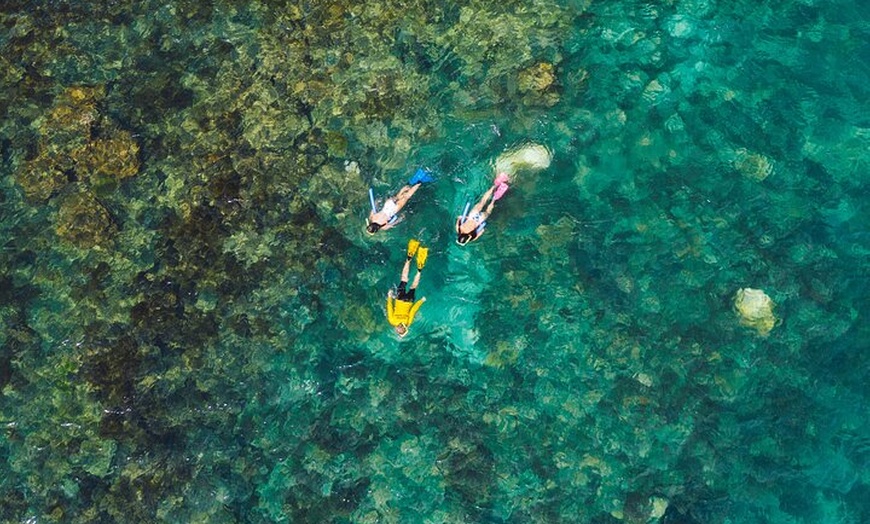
<box><xmin>494</xmin><ymin>172</ymin><xmax>510</xmax><ymax>186</ymax></box>
<box><xmin>493</xmin><ymin>183</ymin><xmax>509</xmax><ymax>201</ymax></box>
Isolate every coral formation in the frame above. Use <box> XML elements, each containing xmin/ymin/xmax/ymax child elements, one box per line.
<box><xmin>734</xmin><ymin>287</ymin><xmax>778</xmax><ymax>336</ymax></box>
<box><xmin>14</xmin><ymin>154</ymin><xmax>70</xmax><ymax>202</ymax></box>
<box><xmin>519</xmin><ymin>62</ymin><xmax>556</xmax><ymax>93</ymax></box>
<box><xmin>517</xmin><ymin>62</ymin><xmax>561</xmax><ymax>107</ymax></box>
<box><xmin>43</xmin><ymin>86</ymin><xmax>105</xmax><ymax>145</ymax></box>
<box><xmin>54</xmin><ymin>187</ymin><xmax>117</xmax><ymax>248</ymax></box>
<box><xmin>734</xmin><ymin>148</ymin><xmax>773</xmax><ymax>181</ymax></box>
<box><xmin>14</xmin><ymin>85</ymin><xmax>139</xmax><ymax>202</ymax></box>
<box><xmin>494</xmin><ymin>142</ymin><xmax>553</xmax><ymax>175</ymax></box>
<box><xmin>72</xmin><ymin>131</ymin><xmax>141</xmax><ymax>186</ymax></box>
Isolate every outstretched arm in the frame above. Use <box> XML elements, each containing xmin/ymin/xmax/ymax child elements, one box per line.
<box><xmin>407</xmin><ymin>297</ymin><xmax>426</xmax><ymax>324</ymax></box>
<box><xmin>386</xmin><ymin>293</ymin><xmax>394</xmax><ymax>316</ymax></box>
<box><xmin>382</xmin><ymin>213</ymin><xmax>404</xmax><ymax>231</ymax></box>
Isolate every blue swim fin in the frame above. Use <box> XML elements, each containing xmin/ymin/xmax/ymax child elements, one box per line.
<box><xmin>408</xmin><ymin>168</ymin><xmax>435</xmax><ymax>185</ymax></box>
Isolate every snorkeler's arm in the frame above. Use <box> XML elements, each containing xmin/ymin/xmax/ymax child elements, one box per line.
<box><xmin>386</xmin><ymin>293</ymin><xmax>395</xmax><ymax>319</ymax></box>
<box><xmin>407</xmin><ymin>297</ymin><xmax>426</xmax><ymax>325</ymax></box>
<box><xmin>382</xmin><ymin>214</ymin><xmax>404</xmax><ymax>231</ymax></box>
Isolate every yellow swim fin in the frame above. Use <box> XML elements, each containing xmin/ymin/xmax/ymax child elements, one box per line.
<box><xmin>416</xmin><ymin>246</ymin><xmax>428</xmax><ymax>270</ymax></box>
<box><xmin>407</xmin><ymin>238</ymin><xmax>420</xmax><ymax>258</ymax></box>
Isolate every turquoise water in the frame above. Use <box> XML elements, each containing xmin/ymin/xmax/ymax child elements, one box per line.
<box><xmin>1</xmin><ymin>0</ymin><xmax>868</xmax><ymax>522</ymax></box>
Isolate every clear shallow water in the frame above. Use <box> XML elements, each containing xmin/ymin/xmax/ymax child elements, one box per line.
<box><xmin>1</xmin><ymin>0</ymin><xmax>868</xmax><ymax>522</ymax></box>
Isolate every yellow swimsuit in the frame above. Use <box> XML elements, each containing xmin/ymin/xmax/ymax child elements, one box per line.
<box><xmin>386</xmin><ymin>296</ymin><xmax>424</xmax><ymax>327</ymax></box>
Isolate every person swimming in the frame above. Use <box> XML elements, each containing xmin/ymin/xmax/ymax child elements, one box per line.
<box><xmin>367</xmin><ymin>168</ymin><xmax>435</xmax><ymax>234</ymax></box>
<box><xmin>386</xmin><ymin>238</ymin><xmax>429</xmax><ymax>337</ymax></box>
<box><xmin>456</xmin><ymin>172</ymin><xmax>509</xmax><ymax>245</ymax></box>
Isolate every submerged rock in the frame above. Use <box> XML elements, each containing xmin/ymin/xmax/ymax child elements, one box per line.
<box><xmin>734</xmin><ymin>287</ymin><xmax>778</xmax><ymax>336</ymax></box>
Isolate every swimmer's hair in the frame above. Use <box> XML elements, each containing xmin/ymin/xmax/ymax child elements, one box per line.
<box><xmin>457</xmin><ymin>233</ymin><xmax>472</xmax><ymax>245</ymax></box>
<box><xmin>367</xmin><ymin>222</ymin><xmax>381</xmax><ymax>234</ymax></box>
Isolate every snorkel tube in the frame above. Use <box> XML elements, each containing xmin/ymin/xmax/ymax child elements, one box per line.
<box><xmin>459</xmin><ymin>201</ymin><xmax>471</xmax><ymax>224</ymax></box>
<box><xmin>368</xmin><ymin>188</ymin><xmax>377</xmax><ymax>213</ymax></box>
<box><xmin>364</xmin><ymin>188</ymin><xmax>378</xmax><ymax>235</ymax></box>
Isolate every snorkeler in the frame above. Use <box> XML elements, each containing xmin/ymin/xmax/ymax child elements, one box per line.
<box><xmin>386</xmin><ymin>238</ymin><xmax>429</xmax><ymax>337</ymax></box>
<box><xmin>367</xmin><ymin>168</ymin><xmax>435</xmax><ymax>234</ymax></box>
<box><xmin>455</xmin><ymin>172</ymin><xmax>510</xmax><ymax>245</ymax></box>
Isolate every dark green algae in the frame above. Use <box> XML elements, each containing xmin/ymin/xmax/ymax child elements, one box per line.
<box><xmin>1</xmin><ymin>0</ymin><xmax>869</xmax><ymax>522</ymax></box>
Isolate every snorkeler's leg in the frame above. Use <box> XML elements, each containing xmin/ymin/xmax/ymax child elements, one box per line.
<box><xmin>401</xmin><ymin>257</ymin><xmax>412</xmax><ymax>282</ymax></box>
<box><xmin>394</xmin><ymin>184</ymin><xmax>421</xmax><ymax>208</ymax></box>
<box><xmin>394</xmin><ymin>185</ymin><xmax>411</xmax><ymax>200</ymax></box>
<box><xmin>410</xmin><ymin>269</ymin><xmax>422</xmax><ymax>290</ymax></box>
<box><xmin>470</xmin><ymin>185</ymin><xmax>496</xmax><ymax>215</ymax></box>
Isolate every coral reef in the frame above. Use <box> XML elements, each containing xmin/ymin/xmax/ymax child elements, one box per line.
<box><xmin>0</xmin><ymin>0</ymin><xmax>867</xmax><ymax>523</ymax></box>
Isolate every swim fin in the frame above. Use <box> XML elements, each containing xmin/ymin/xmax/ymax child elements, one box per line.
<box><xmin>407</xmin><ymin>238</ymin><xmax>420</xmax><ymax>258</ymax></box>
<box><xmin>416</xmin><ymin>246</ymin><xmax>428</xmax><ymax>270</ymax></box>
<box><xmin>494</xmin><ymin>172</ymin><xmax>510</xmax><ymax>186</ymax></box>
<box><xmin>493</xmin><ymin>183</ymin><xmax>509</xmax><ymax>201</ymax></box>
<box><xmin>408</xmin><ymin>168</ymin><xmax>435</xmax><ymax>185</ymax></box>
